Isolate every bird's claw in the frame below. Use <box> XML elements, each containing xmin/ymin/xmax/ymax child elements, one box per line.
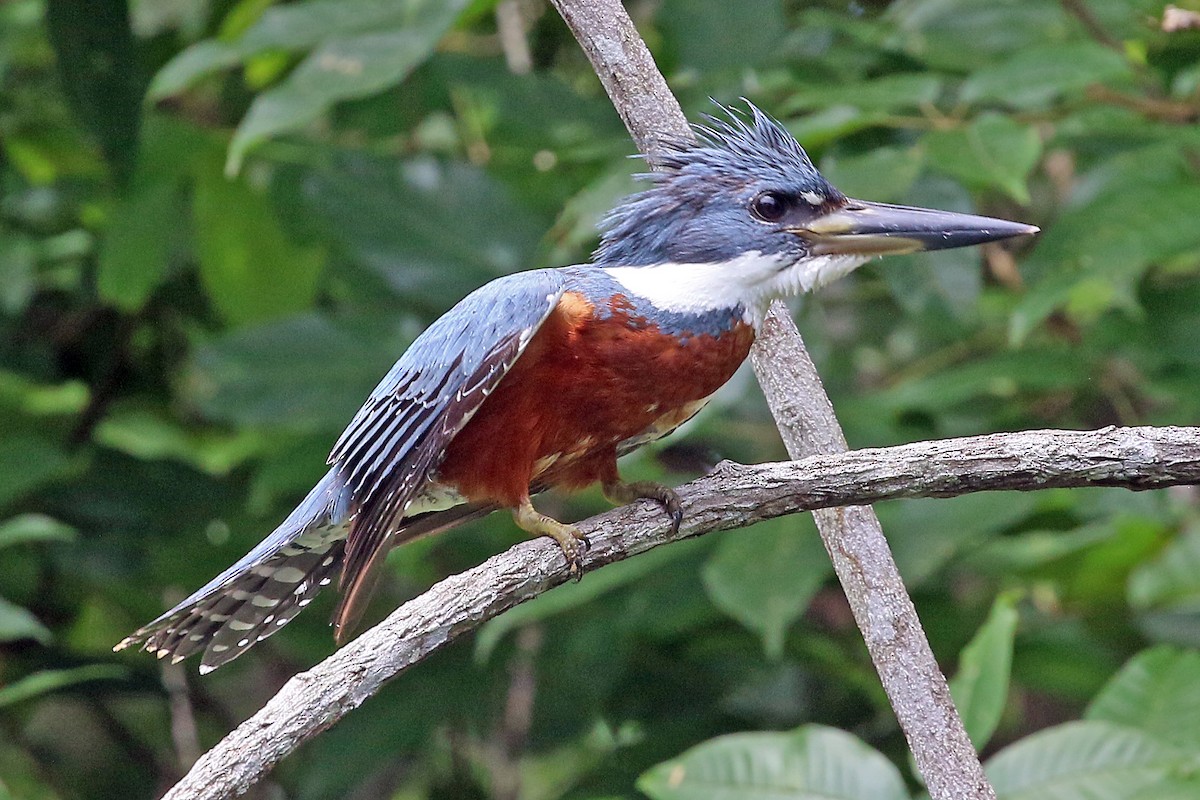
<box><xmin>658</xmin><ymin>491</ymin><xmax>684</xmax><ymax>534</ymax></box>
<box><xmin>512</xmin><ymin>499</ymin><xmax>590</xmax><ymax>581</ymax></box>
<box><xmin>604</xmin><ymin>479</ymin><xmax>684</xmax><ymax>534</ymax></box>
<box><xmin>560</xmin><ymin>530</ymin><xmax>591</xmax><ymax>582</ymax></box>
<box><xmin>667</xmin><ymin>505</ymin><xmax>684</xmax><ymax>535</ymax></box>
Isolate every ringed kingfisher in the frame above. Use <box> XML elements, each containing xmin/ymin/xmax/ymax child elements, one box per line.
<box><xmin>116</xmin><ymin>104</ymin><xmax>1036</xmax><ymax>673</ymax></box>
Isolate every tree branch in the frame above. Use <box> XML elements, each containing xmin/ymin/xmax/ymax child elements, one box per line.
<box><xmin>549</xmin><ymin>0</ymin><xmax>997</xmax><ymax>796</ymax></box>
<box><xmin>163</xmin><ymin>426</ymin><xmax>1200</xmax><ymax>799</ymax></box>
<box><xmin>751</xmin><ymin>308</ymin><xmax>997</xmax><ymax>800</ymax></box>
<box><xmin>550</xmin><ymin>0</ymin><xmax>690</xmax><ymax>153</ymax></box>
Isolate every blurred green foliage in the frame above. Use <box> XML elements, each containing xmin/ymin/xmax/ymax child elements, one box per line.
<box><xmin>2</xmin><ymin>0</ymin><xmax>1200</xmax><ymax>798</ymax></box>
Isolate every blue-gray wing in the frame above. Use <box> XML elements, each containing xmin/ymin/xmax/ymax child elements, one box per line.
<box><xmin>326</xmin><ymin>268</ymin><xmax>569</xmax><ymax>636</ymax></box>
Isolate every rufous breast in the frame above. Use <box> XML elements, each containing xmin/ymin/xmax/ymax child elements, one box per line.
<box><xmin>436</xmin><ymin>288</ymin><xmax>754</xmax><ymax>506</ymax></box>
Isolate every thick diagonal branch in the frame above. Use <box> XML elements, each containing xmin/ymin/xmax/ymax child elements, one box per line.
<box><xmin>549</xmin><ymin>1</ymin><xmax>995</xmax><ymax>797</ymax></box>
<box><xmin>751</xmin><ymin>308</ymin><xmax>993</xmax><ymax>800</ymax></box>
<box><xmin>163</xmin><ymin>425</ymin><xmax>1200</xmax><ymax>800</ymax></box>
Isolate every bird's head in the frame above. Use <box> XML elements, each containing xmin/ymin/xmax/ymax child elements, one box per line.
<box><xmin>594</xmin><ymin>104</ymin><xmax>1037</xmax><ymax>322</ymax></box>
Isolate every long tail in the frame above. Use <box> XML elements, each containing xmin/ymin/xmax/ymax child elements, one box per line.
<box><xmin>115</xmin><ymin>471</ymin><xmax>494</xmax><ymax>673</ymax></box>
<box><xmin>115</xmin><ymin>469</ymin><xmax>354</xmax><ymax>673</ymax></box>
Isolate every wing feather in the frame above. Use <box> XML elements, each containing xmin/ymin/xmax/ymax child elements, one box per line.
<box><xmin>325</xmin><ymin>269</ymin><xmax>569</xmax><ymax>638</ymax></box>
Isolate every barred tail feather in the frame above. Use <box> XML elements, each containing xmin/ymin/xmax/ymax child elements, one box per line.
<box><xmin>115</xmin><ymin>468</ymin><xmax>352</xmax><ymax>673</ymax></box>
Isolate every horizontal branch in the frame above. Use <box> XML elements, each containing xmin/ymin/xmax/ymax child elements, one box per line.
<box><xmin>165</xmin><ymin>425</ymin><xmax>1200</xmax><ymax>800</ymax></box>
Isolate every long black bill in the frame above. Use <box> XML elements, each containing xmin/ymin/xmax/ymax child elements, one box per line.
<box><xmin>795</xmin><ymin>199</ymin><xmax>1038</xmax><ymax>257</ymax></box>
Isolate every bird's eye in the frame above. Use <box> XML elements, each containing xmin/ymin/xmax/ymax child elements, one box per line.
<box><xmin>750</xmin><ymin>192</ymin><xmax>789</xmax><ymax>223</ymax></box>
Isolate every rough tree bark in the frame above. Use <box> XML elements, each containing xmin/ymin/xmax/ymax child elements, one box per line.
<box><xmin>551</xmin><ymin>1</ymin><xmax>995</xmax><ymax>798</ymax></box>
<box><xmin>161</xmin><ymin>426</ymin><xmax>1200</xmax><ymax>799</ymax></box>
<box><xmin>752</xmin><ymin>307</ymin><xmax>996</xmax><ymax>800</ymax></box>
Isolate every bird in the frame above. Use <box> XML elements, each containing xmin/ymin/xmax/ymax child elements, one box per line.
<box><xmin>115</xmin><ymin>104</ymin><xmax>1037</xmax><ymax>673</ymax></box>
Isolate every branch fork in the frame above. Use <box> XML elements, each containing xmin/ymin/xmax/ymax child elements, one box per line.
<box><xmin>159</xmin><ymin>1</ymin><xmax>1199</xmax><ymax>797</ymax></box>
<box><xmin>162</xmin><ymin>425</ymin><xmax>1200</xmax><ymax>799</ymax></box>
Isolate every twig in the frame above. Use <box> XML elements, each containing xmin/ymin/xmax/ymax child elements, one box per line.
<box><xmin>495</xmin><ymin>0</ymin><xmax>533</xmax><ymax>75</ymax></box>
<box><xmin>161</xmin><ymin>425</ymin><xmax>1200</xmax><ymax>799</ymax></box>
<box><xmin>1086</xmin><ymin>84</ymin><xmax>1200</xmax><ymax>124</ymax></box>
<box><xmin>1059</xmin><ymin>0</ymin><xmax>1123</xmax><ymax>52</ymax></box>
<box><xmin>162</xmin><ymin>661</ymin><xmax>202</xmax><ymax>771</ymax></box>
<box><xmin>487</xmin><ymin>625</ymin><xmax>541</xmax><ymax>800</ymax></box>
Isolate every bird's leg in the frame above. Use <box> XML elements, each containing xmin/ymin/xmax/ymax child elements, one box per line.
<box><xmin>602</xmin><ymin>478</ymin><xmax>684</xmax><ymax>534</ymax></box>
<box><xmin>512</xmin><ymin>497</ymin><xmax>590</xmax><ymax>581</ymax></box>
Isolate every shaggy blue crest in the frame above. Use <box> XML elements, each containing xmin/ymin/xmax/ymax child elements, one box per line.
<box><xmin>593</xmin><ymin>103</ymin><xmax>843</xmax><ymax>267</ymax></box>
<box><xmin>663</xmin><ymin>103</ymin><xmax>818</xmax><ymax>178</ymax></box>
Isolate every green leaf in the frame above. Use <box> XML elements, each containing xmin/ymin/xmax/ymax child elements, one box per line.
<box><xmin>0</xmin><ymin>434</ymin><xmax>74</xmax><ymax>508</ymax></box>
<box><xmin>0</xmin><ymin>372</ymin><xmax>88</xmax><ymax>416</ymax></box>
<box><xmin>864</xmin><ymin>349</ymin><xmax>1089</xmax><ymax>416</ymax></box>
<box><xmin>1087</xmin><ymin>646</ymin><xmax>1200</xmax><ymax>751</ymax></box>
<box><xmin>237</xmin><ymin>0</ymin><xmax>465</xmax><ymax>53</ymax></box>
<box><xmin>151</xmin><ymin>0</ymin><xmax>471</xmax><ymax>172</ymax></box>
<box><xmin>1128</xmin><ymin>526</ymin><xmax>1200</xmax><ymax>647</ymax></box>
<box><xmin>0</xmin><ymin>597</ymin><xmax>51</xmax><ymax>644</ymax></box>
<box><xmin>153</xmin><ymin>0</ymin><xmax>460</xmax><ymax>97</ymax></box>
<box><xmin>877</xmin><ymin>177</ymin><xmax>982</xmax><ymax>318</ymax></box>
<box><xmin>787</xmin><ymin>107</ymin><xmax>888</xmax><ymax>150</ymax></box>
<box><xmin>475</xmin><ymin>539</ymin><xmax>704</xmax><ymax>662</ymax></box>
<box><xmin>923</xmin><ymin>113</ymin><xmax>1041</xmax><ymax>203</ymax></box>
<box><xmin>44</xmin><ymin>0</ymin><xmax>141</xmax><ymax>182</ymax></box>
<box><xmin>1062</xmin><ymin>516</ymin><xmax>1163</xmax><ymax>608</ymax></box>
<box><xmin>638</xmin><ymin>725</ymin><xmax>910</xmax><ymax>800</ymax></box>
<box><xmin>1015</xmin><ymin>619</ymin><xmax>1126</xmax><ymax>703</ymax></box>
<box><xmin>0</xmin><ymin>665</ymin><xmax>127</xmax><ymax>708</ymax></box>
<box><xmin>1129</xmin><ymin>780</ymin><xmax>1200</xmax><ymax>800</ymax></box>
<box><xmin>287</xmin><ymin>155</ymin><xmax>545</xmax><ymax>308</ymax></box>
<box><xmin>819</xmin><ymin>146</ymin><xmax>923</xmax><ymax>203</ymax></box>
<box><xmin>949</xmin><ymin>591</ymin><xmax>1018</xmax><ymax>750</ymax></box>
<box><xmin>186</xmin><ymin>313</ymin><xmax>411</xmax><ymax>432</ymax></box>
<box><xmin>882</xmin><ymin>492</ymin><xmax>1039</xmax><ymax>586</ymax></box>
<box><xmin>0</xmin><ymin>231</ymin><xmax>36</xmax><ymax>313</ymax></box>
<box><xmin>659</xmin><ymin>0</ymin><xmax>785</xmax><ymax>71</ymax></box>
<box><xmin>226</xmin><ymin>0</ymin><xmax>470</xmax><ymax>173</ymax></box>
<box><xmin>542</xmin><ymin>169</ymin><xmax>637</xmax><ymax>267</ymax></box>
<box><xmin>961</xmin><ymin>42</ymin><xmax>1132</xmax><ymax>109</ymax></box>
<box><xmin>96</xmin><ymin>180</ymin><xmax>181</xmax><ymax>310</ymax></box>
<box><xmin>97</xmin><ymin>114</ymin><xmax>209</xmax><ymax>309</ymax></box>
<box><xmin>886</xmin><ymin>0</ymin><xmax>1067</xmax><ymax>72</ymax></box>
<box><xmin>1010</xmin><ymin>177</ymin><xmax>1200</xmax><ymax>342</ymax></box>
<box><xmin>94</xmin><ymin>407</ymin><xmax>264</xmax><ymax>474</ymax></box>
<box><xmin>192</xmin><ymin>158</ymin><xmax>325</xmax><ymax>326</ymax></box>
<box><xmin>784</xmin><ymin>74</ymin><xmax>943</xmax><ymax>114</ymax></box>
<box><xmin>150</xmin><ymin>39</ymin><xmax>243</xmax><ymax>99</ymax></box>
<box><xmin>0</xmin><ymin>514</ymin><xmax>76</xmax><ymax>548</ymax></box>
<box><xmin>965</xmin><ymin>521</ymin><xmax>1122</xmax><ymax>575</ymax></box>
<box><xmin>1139</xmin><ymin>280</ymin><xmax>1200</xmax><ymax>368</ymax></box>
<box><xmin>985</xmin><ymin>721</ymin><xmax>1185</xmax><ymax>800</ymax></box>
<box><xmin>701</xmin><ymin>518</ymin><xmax>830</xmax><ymax>660</ymax></box>
<box><xmin>0</xmin><ymin>744</ymin><xmax>65</xmax><ymax>800</ymax></box>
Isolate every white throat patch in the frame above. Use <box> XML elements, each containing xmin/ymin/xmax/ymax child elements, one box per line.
<box><xmin>603</xmin><ymin>251</ymin><xmax>872</xmax><ymax>326</ymax></box>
